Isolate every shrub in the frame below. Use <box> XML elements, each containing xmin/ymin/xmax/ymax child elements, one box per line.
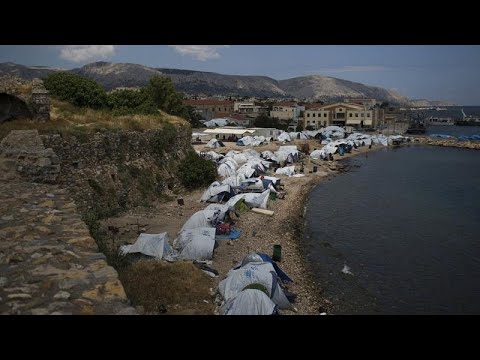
<box><xmin>178</xmin><ymin>152</ymin><xmax>217</xmax><ymax>189</ymax></box>
<box><xmin>43</xmin><ymin>72</ymin><xmax>107</xmax><ymax>108</ymax></box>
<box><xmin>150</xmin><ymin>123</ymin><xmax>178</xmax><ymax>157</ymax></box>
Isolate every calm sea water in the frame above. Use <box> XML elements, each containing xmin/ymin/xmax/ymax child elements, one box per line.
<box><xmin>426</xmin><ymin>125</ymin><xmax>480</xmax><ymax>137</ymax></box>
<box><xmin>304</xmin><ymin>145</ymin><xmax>480</xmax><ymax>314</ymax></box>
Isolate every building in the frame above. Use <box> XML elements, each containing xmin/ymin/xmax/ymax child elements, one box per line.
<box><xmin>270</xmin><ymin>102</ymin><xmax>305</xmax><ymax>130</ymax></box>
<box><xmin>346</xmin><ymin>98</ymin><xmax>377</xmax><ymax>107</ymax></box>
<box><xmin>202</xmin><ymin>127</ymin><xmax>256</xmax><ymax>141</ymax></box>
<box><xmin>183</xmin><ymin>99</ymin><xmax>234</xmax><ymax>120</ymax></box>
<box><xmin>234</xmin><ymin>102</ymin><xmax>269</xmax><ymax>115</ymax></box>
<box><xmin>303</xmin><ymin>102</ymin><xmax>385</xmax><ymax>129</ymax></box>
<box><xmin>247</xmin><ymin>127</ymin><xmax>282</xmax><ymax>140</ymax></box>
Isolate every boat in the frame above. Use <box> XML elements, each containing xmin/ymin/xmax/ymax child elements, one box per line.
<box><xmin>427</xmin><ymin>117</ymin><xmax>454</xmax><ymax>126</ymax></box>
<box><xmin>406</xmin><ymin>122</ymin><xmax>426</xmax><ymax>134</ymax></box>
<box><xmin>458</xmin><ymin>108</ymin><xmax>480</xmax><ymax>124</ymax></box>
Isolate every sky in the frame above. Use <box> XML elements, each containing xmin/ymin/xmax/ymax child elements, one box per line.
<box><xmin>1</xmin><ymin>45</ymin><xmax>480</xmax><ymax>105</ymax></box>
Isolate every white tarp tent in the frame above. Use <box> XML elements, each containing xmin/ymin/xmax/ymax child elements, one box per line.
<box><xmin>120</xmin><ymin>232</ymin><xmax>176</xmax><ymax>260</ymax></box>
<box><xmin>206</xmin><ymin>138</ymin><xmax>224</xmax><ymax>148</ymax></box>
<box><xmin>218</xmin><ymin>163</ymin><xmax>236</xmax><ymax>178</ymax></box>
<box><xmin>174</xmin><ymin>227</ymin><xmax>216</xmax><ymax>261</ymax></box>
<box><xmin>204</xmin><ymin>118</ymin><xmax>230</xmax><ymax>127</ymax></box>
<box><xmin>220</xmin><ymin>289</ymin><xmax>277</xmax><ymax>315</ymax></box>
<box><xmin>218</xmin><ymin>261</ymin><xmax>291</xmax><ymax>309</ymax></box>
<box><xmin>277</xmin><ymin>132</ymin><xmax>291</xmax><ymax>142</ymax></box>
<box><xmin>180</xmin><ymin>209</ymin><xmax>222</xmax><ymax>233</ymax></box>
<box><xmin>200</xmin><ymin>182</ymin><xmax>233</xmax><ymax>203</ymax></box>
<box><xmin>275</xmin><ymin>165</ymin><xmax>296</xmax><ymax>176</ymax></box>
<box><xmin>225</xmin><ymin>189</ymin><xmax>270</xmax><ymax>209</ymax></box>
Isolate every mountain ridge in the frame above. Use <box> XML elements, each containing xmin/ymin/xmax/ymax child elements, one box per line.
<box><xmin>0</xmin><ymin>61</ymin><xmax>452</xmax><ymax>106</ymax></box>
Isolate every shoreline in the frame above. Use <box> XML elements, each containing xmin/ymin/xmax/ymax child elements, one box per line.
<box><xmin>103</xmin><ymin>137</ymin><xmax>478</xmax><ymax>314</ymax></box>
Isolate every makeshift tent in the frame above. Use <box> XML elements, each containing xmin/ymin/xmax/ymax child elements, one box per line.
<box><xmin>277</xmin><ymin>132</ymin><xmax>291</xmax><ymax>142</ymax></box>
<box><xmin>204</xmin><ymin>118</ymin><xmax>230</xmax><ymax>127</ymax></box>
<box><xmin>275</xmin><ymin>166</ymin><xmax>295</xmax><ymax>176</ymax></box>
<box><xmin>180</xmin><ymin>209</ymin><xmax>222</xmax><ymax>232</ymax></box>
<box><xmin>207</xmin><ymin>138</ymin><xmax>225</xmax><ymax>148</ymax></box>
<box><xmin>218</xmin><ymin>261</ymin><xmax>291</xmax><ymax>309</ymax></box>
<box><xmin>225</xmin><ymin>189</ymin><xmax>270</xmax><ymax>209</ymax></box>
<box><xmin>217</xmin><ymin>163</ymin><xmax>236</xmax><ymax>178</ymax></box>
<box><xmin>220</xmin><ymin>289</ymin><xmax>278</xmax><ymax>315</ymax></box>
<box><xmin>200</xmin><ymin>182</ymin><xmax>234</xmax><ymax>203</ymax></box>
<box><xmin>174</xmin><ymin>227</ymin><xmax>216</xmax><ymax>261</ymax></box>
<box><xmin>120</xmin><ymin>232</ymin><xmax>176</xmax><ymax>261</ymax></box>
<box><xmin>237</xmin><ymin>252</ymin><xmax>293</xmax><ymax>284</ymax></box>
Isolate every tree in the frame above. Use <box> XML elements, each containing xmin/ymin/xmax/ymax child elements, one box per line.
<box><xmin>107</xmin><ymin>88</ymin><xmax>157</xmax><ymax>115</ymax></box>
<box><xmin>253</xmin><ymin>114</ymin><xmax>285</xmax><ymax>129</ymax></box>
<box><xmin>43</xmin><ymin>72</ymin><xmax>107</xmax><ymax>108</ymax></box>
<box><xmin>296</xmin><ymin>122</ymin><xmax>304</xmax><ymax>132</ymax></box>
<box><xmin>178</xmin><ymin>152</ymin><xmax>217</xmax><ymax>190</ymax></box>
<box><xmin>305</xmin><ymin>125</ymin><xmax>315</xmax><ymax>131</ymax></box>
<box><xmin>146</xmin><ymin>75</ymin><xmax>186</xmax><ymax>116</ymax></box>
<box><xmin>184</xmin><ymin>105</ymin><xmax>203</xmax><ymax>127</ymax></box>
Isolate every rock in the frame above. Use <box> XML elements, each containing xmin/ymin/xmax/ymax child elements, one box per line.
<box><xmin>53</xmin><ymin>291</ymin><xmax>71</xmax><ymax>300</ymax></box>
<box><xmin>140</xmin><ymin>227</ymin><xmax>146</xmax><ymax>233</ymax></box>
<box><xmin>31</xmin><ymin>308</ymin><xmax>49</xmax><ymax>315</ymax></box>
<box><xmin>320</xmin><ymin>312</ymin><xmax>327</xmax><ymax>315</ymax></box>
<box><xmin>50</xmin><ymin>312</ymin><xmax>64</xmax><ymax>315</ymax></box>
<box><xmin>46</xmin><ymin>193</ymin><xmax>55</xmax><ymax>198</ymax></box>
<box><xmin>117</xmin><ymin>307</ymin><xmax>137</xmax><ymax>315</ymax></box>
<box><xmin>228</xmin><ymin>241</ymin><xmax>234</xmax><ymax>246</ymax></box>
<box><xmin>293</xmin><ymin>307</ymin><xmax>298</xmax><ymax>313</ymax></box>
<box><xmin>8</xmin><ymin>254</ymin><xmax>24</xmax><ymax>264</ymax></box>
<box><xmin>59</xmin><ymin>278</ymin><xmax>90</xmax><ymax>290</ymax></box>
<box><xmin>0</xmin><ymin>277</ymin><xmax>8</xmax><ymax>287</ymax></box>
<box><xmin>31</xmin><ymin>253</ymin><xmax>43</xmax><ymax>259</ymax></box>
<box><xmin>7</xmin><ymin>293</ymin><xmax>32</xmax><ymax>300</ymax></box>
<box><xmin>1</xmin><ymin>215</ymin><xmax>14</xmax><ymax>221</ymax></box>
<box><xmin>39</xmin><ymin>200</ymin><xmax>54</xmax><ymax>208</ymax></box>
<box><xmin>135</xmin><ymin>306</ymin><xmax>145</xmax><ymax>314</ymax></box>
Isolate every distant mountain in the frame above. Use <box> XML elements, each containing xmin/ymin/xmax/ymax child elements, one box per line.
<box><xmin>278</xmin><ymin>75</ymin><xmax>410</xmax><ymax>105</ymax></box>
<box><xmin>0</xmin><ymin>62</ymin><xmax>55</xmax><ymax>79</ymax></box>
<box><xmin>409</xmin><ymin>99</ymin><xmax>457</xmax><ymax>107</ymax></box>
<box><xmin>0</xmin><ymin>61</ymin><xmax>437</xmax><ymax>105</ymax></box>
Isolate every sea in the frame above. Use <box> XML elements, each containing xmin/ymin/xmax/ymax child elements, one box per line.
<box><xmin>303</xmin><ymin>144</ymin><xmax>480</xmax><ymax>314</ymax></box>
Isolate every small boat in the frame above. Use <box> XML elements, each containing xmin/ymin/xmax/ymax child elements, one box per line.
<box><xmin>427</xmin><ymin>117</ymin><xmax>454</xmax><ymax>125</ymax></box>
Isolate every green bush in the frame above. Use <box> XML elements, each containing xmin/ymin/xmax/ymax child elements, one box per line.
<box><xmin>178</xmin><ymin>152</ymin><xmax>217</xmax><ymax>190</ymax></box>
<box><xmin>107</xmin><ymin>88</ymin><xmax>158</xmax><ymax>115</ymax></box>
<box><xmin>43</xmin><ymin>72</ymin><xmax>107</xmax><ymax>108</ymax></box>
<box><xmin>150</xmin><ymin>123</ymin><xmax>178</xmax><ymax>157</ymax></box>
<box><xmin>146</xmin><ymin>75</ymin><xmax>186</xmax><ymax>116</ymax></box>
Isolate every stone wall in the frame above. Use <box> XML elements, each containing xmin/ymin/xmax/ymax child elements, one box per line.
<box><xmin>0</xmin><ymin>75</ymin><xmax>50</xmax><ymax>122</ymax></box>
<box><xmin>0</xmin><ymin>130</ymin><xmax>60</xmax><ymax>183</ymax></box>
<box><xmin>41</xmin><ymin>125</ymin><xmax>192</xmax><ymax>216</ymax></box>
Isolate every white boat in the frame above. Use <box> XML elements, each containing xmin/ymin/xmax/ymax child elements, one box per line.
<box><xmin>427</xmin><ymin>117</ymin><xmax>454</xmax><ymax>125</ymax></box>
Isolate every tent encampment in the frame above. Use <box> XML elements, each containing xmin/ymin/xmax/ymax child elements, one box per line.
<box><xmin>120</xmin><ymin>232</ymin><xmax>176</xmax><ymax>261</ymax></box>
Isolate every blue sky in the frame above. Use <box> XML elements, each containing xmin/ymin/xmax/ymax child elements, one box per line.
<box><xmin>1</xmin><ymin>45</ymin><xmax>480</xmax><ymax>105</ymax></box>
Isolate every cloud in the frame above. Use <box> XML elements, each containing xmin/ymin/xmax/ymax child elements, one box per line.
<box><xmin>169</xmin><ymin>45</ymin><xmax>229</xmax><ymax>61</ymax></box>
<box><xmin>312</xmin><ymin>65</ymin><xmax>389</xmax><ymax>73</ymax></box>
<box><xmin>59</xmin><ymin>45</ymin><xmax>116</xmax><ymax>63</ymax></box>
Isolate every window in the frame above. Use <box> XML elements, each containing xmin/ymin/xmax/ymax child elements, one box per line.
<box><xmin>307</xmin><ymin>120</ymin><xmax>310</xmax><ymax>124</ymax></box>
<box><xmin>225</xmin><ymin>107</ymin><xmax>227</xmax><ymax>111</ymax></box>
<box><xmin>349</xmin><ymin>113</ymin><xmax>352</xmax><ymax>117</ymax></box>
<box><xmin>323</xmin><ymin>121</ymin><xmax>326</xmax><ymax>126</ymax></box>
<box><xmin>218</xmin><ymin>108</ymin><xmax>221</xmax><ymax>111</ymax></box>
<box><xmin>367</xmin><ymin>113</ymin><xmax>371</xmax><ymax>117</ymax></box>
<box><xmin>313</xmin><ymin>113</ymin><xmax>316</xmax><ymax>117</ymax></box>
<box><xmin>212</xmin><ymin>108</ymin><xmax>215</xmax><ymax>111</ymax></box>
<box><xmin>339</xmin><ymin>108</ymin><xmax>342</xmax><ymax>111</ymax></box>
<box><xmin>307</xmin><ymin>113</ymin><xmax>310</xmax><ymax>117</ymax></box>
<box><xmin>324</xmin><ymin>113</ymin><xmax>327</xmax><ymax>117</ymax></box>
<box><xmin>355</xmin><ymin>113</ymin><xmax>359</xmax><ymax>117</ymax></box>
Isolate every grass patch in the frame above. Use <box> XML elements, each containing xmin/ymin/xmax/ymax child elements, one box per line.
<box><xmin>0</xmin><ymin>99</ymin><xmax>188</xmax><ymax>142</ymax></box>
<box><xmin>120</xmin><ymin>261</ymin><xmax>215</xmax><ymax>314</ymax></box>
